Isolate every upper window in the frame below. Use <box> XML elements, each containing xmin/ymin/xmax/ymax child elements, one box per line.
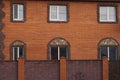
<box><xmin>99</xmin><ymin>6</ymin><xmax>117</xmax><ymax>22</ymax></box>
<box><xmin>12</xmin><ymin>4</ymin><xmax>25</xmax><ymax>21</ymax></box>
<box><xmin>49</xmin><ymin>5</ymin><xmax>68</xmax><ymax>22</ymax></box>
<box><xmin>48</xmin><ymin>38</ymin><xmax>70</xmax><ymax>60</ymax></box>
<box><xmin>99</xmin><ymin>38</ymin><xmax>118</xmax><ymax>61</ymax></box>
<box><xmin>11</xmin><ymin>40</ymin><xmax>25</xmax><ymax>60</ymax></box>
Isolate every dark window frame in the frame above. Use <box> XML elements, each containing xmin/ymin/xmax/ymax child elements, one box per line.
<box><xmin>10</xmin><ymin>1</ymin><xmax>26</xmax><ymax>22</ymax></box>
<box><xmin>97</xmin><ymin>4</ymin><xmax>118</xmax><ymax>23</ymax></box>
<box><xmin>48</xmin><ymin>3</ymin><xmax>69</xmax><ymax>23</ymax></box>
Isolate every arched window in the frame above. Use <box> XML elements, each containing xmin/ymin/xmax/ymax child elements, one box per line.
<box><xmin>99</xmin><ymin>38</ymin><xmax>118</xmax><ymax>61</ymax></box>
<box><xmin>11</xmin><ymin>40</ymin><xmax>25</xmax><ymax>60</ymax></box>
<box><xmin>48</xmin><ymin>38</ymin><xmax>70</xmax><ymax>60</ymax></box>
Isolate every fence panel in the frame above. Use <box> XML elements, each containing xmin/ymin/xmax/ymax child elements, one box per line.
<box><xmin>0</xmin><ymin>61</ymin><xmax>18</xmax><ymax>80</ymax></box>
<box><xmin>109</xmin><ymin>61</ymin><xmax>120</xmax><ymax>80</ymax></box>
<box><xmin>67</xmin><ymin>60</ymin><xmax>102</xmax><ymax>80</ymax></box>
<box><xmin>25</xmin><ymin>61</ymin><xmax>60</xmax><ymax>80</ymax></box>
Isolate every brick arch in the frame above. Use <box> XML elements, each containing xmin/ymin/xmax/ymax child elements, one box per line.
<box><xmin>11</xmin><ymin>40</ymin><xmax>26</xmax><ymax>46</ymax></box>
<box><xmin>0</xmin><ymin>0</ymin><xmax>5</xmax><ymax>60</ymax></box>
<box><xmin>48</xmin><ymin>37</ymin><xmax>70</xmax><ymax>46</ymax></box>
<box><xmin>98</xmin><ymin>38</ymin><xmax>119</xmax><ymax>46</ymax></box>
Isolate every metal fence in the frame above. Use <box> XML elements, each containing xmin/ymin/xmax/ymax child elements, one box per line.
<box><xmin>0</xmin><ymin>61</ymin><xmax>18</xmax><ymax>80</ymax></box>
<box><xmin>25</xmin><ymin>60</ymin><xmax>60</xmax><ymax>80</ymax></box>
<box><xmin>109</xmin><ymin>61</ymin><xmax>120</xmax><ymax>80</ymax></box>
<box><xmin>67</xmin><ymin>60</ymin><xmax>102</xmax><ymax>80</ymax></box>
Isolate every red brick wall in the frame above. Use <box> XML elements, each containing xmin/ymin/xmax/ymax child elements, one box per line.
<box><xmin>2</xmin><ymin>1</ymin><xmax>120</xmax><ymax>60</ymax></box>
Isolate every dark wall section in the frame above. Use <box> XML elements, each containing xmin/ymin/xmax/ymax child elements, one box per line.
<box><xmin>25</xmin><ymin>61</ymin><xmax>60</xmax><ymax>80</ymax></box>
<box><xmin>67</xmin><ymin>60</ymin><xmax>102</xmax><ymax>80</ymax></box>
<box><xmin>0</xmin><ymin>61</ymin><xmax>18</xmax><ymax>80</ymax></box>
<box><xmin>0</xmin><ymin>0</ymin><xmax>5</xmax><ymax>60</ymax></box>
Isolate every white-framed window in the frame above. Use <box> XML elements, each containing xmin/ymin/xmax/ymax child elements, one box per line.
<box><xmin>48</xmin><ymin>38</ymin><xmax>70</xmax><ymax>60</ymax></box>
<box><xmin>12</xmin><ymin>46</ymin><xmax>24</xmax><ymax>60</ymax></box>
<box><xmin>100</xmin><ymin>46</ymin><xmax>118</xmax><ymax>61</ymax></box>
<box><xmin>99</xmin><ymin>38</ymin><xmax>118</xmax><ymax>61</ymax></box>
<box><xmin>49</xmin><ymin>5</ymin><xmax>67</xmax><ymax>22</ymax></box>
<box><xmin>99</xmin><ymin>6</ymin><xmax>116</xmax><ymax>22</ymax></box>
<box><xmin>12</xmin><ymin>4</ymin><xmax>24</xmax><ymax>21</ymax></box>
<box><xmin>11</xmin><ymin>40</ymin><xmax>25</xmax><ymax>60</ymax></box>
<box><xmin>50</xmin><ymin>46</ymin><xmax>69</xmax><ymax>60</ymax></box>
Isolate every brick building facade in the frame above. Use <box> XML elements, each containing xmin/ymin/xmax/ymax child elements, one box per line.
<box><xmin>1</xmin><ymin>0</ymin><xmax>120</xmax><ymax>61</ymax></box>
<box><xmin>0</xmin><ymin>0</ymin><xmax>120</xmax><ymax>80</ymax></box>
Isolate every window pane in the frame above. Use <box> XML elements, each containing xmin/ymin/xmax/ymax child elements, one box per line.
<box><xmin>18</xmin><ymin>5</ymin><xmax>24</xmax><ymax>20</ymax></box>
<box><xmin>13</xmin><ymin>4</ymin><xmax>18</xmax><ymax>19</ymax></box>
<box><xmin>100</xmin><ymin>7</ymin><xmax>107</xmax><ymax>21</ymax></box>
<box><xmin>100</xmin><ymin>46</ymin><xmax>108</xmax><ymax>59</ymax></box>
<box><xmin>19</xmin><ymin>47</ymin><xmax>24</xmax><ymax>58</ymax></box>
<box><xmin>60</xmin><ymin>47</ymin><xmax>67</xmax><ymax>58</ymax></box>
<box><xmin>14</xmin><ymin>47</ymin><xmax>18</xmax><ymax>60</ymax></box>
<box><xmin>109</xmin><ymin>46</ymin><xmax>117</xmax><ymax>60</ymax></box>
<box><xmin>50</xmin><ymin>6</ymin><xmax>57</xmax><ymax>19</ymax></box>
<box><xmin>51</xmin><ymin>47</ymin><xmax>58</xmax><ymax>60</ymax></box>
<box><xmin>109</xmin><ymin>7</ymin><xmax>116</xmax><ymax>21</ymax></box>
<box><xmin>59</xmin><ymin>6</ymin><xmax>67</xmax><ymax>21</ymax></box>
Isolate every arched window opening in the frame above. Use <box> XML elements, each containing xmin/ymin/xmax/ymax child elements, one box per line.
<box><xmin>99</xmin><ymin>38</ymin><xmax>118</xmax><ymax>61</ymax></box>
<box><xmin>48</xmin><ymin>38</ymin><xmax>70</xmax><ymax>60</ymax></box>
<box><xmin>11</xmin><ymin>40</ymin><xmax>25</xmax><ymax>60</ymax></box>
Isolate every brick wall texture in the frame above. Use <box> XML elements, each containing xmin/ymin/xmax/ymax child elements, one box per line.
<box><xmin>2</xmin><ymin>1</ymin><xmax>120</xmax><ymax>60</ymax></box>
<box><xmin>0</xmin><ymin>61</ymin><xmax>18</xmax><ymax>80</ymax></box>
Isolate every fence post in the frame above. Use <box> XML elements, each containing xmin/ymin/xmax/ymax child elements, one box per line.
<box><xmin>102</xmin><ymin>57</ymin><xmax>109</xmax><ymax>80</ymax></box>
<box><xmin>60</xmin><ymin>57</ymin><xmax>67</xmax><ymax>80</ymax></box>
<box><xmin>18</xmin><ymin>58</ymin><xmax>25</xmax><ymax>80</ymax></box>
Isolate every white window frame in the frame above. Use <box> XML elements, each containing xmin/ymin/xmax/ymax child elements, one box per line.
<box><xmin>13</xmin><ymin>4</ymin><xmax>24</xmax><ymax>21</ymax></box>
<box><xmin>99</xmin><ymin>6</ymin><xmax>116</xmax><ymax>22</ymax></box>
<box><xmin>49</xmin><ymin>5</ymin><xmax>67</xmax><ymax>22</ymax></box>
<box><xmin>50</xmin><ymin>46</ymin><xmax>68</xmax><ymax>60</ymax></box>
<box><xmin>100</xmin><ymin>46</ymin><xmax>117</xmax><ymax>60</ymax></box>
<box><xmin>12</xmin><ymin>46</ymin><xmax>24</xmax><ymax>60</ymax></box>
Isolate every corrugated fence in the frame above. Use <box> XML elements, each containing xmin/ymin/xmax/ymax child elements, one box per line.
<box><xmin>25</xmin><ymin>61</ymin><xmax>60</xmax><ymax>80</ymax></box>
<box><xmin>0</xmin><ymin>60</ymin><xmax>107</xmax><ymax>80</ymax></box>
<box><xmin>67</xmin><ymin>60</ymin><xmax>102</xmax><ymax>80</ymax></box>
<box><xmin>109</xmin><ymin>61</ymin><xmax>120</xmax><ymax>80</ymax></box>
<box><xmin>0</xmin><ymin>61</ymin><xmax>18</xmax><ymax>80</ymax></box>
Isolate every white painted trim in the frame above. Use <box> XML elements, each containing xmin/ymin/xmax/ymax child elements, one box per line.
<box><xmin>107</xmin><ymin>47</ymin><xmax>110</xmax><ymax>60</ymax></box>
<box><xmin>12</xmin><ymin>47</ymin><xmax>15</xmax><ymax>60</ymax></box>
<box><xmin>13</xmin><ymin>4</ymin><xmax>24</xmax><ymax>21</ymax></box>
<box><xmin>58</xmin><ymin>47</ymin><xmax>60</xmax><ymax>60</ymax></box>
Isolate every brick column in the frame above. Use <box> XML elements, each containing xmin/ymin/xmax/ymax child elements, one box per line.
<box><xmin>60</xmin><ymin>57</ymin><xmax>67</xmax><ymax>80</ymax></box>
<box><xmin>102</xmin><ymin>57</ymin><xmax>109</xmax><ymax>80</ymax></box>
<box><xmin>18</xmin><ymin>58</ymin><xmax>25</xmax><ymax>80</ymax></box>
